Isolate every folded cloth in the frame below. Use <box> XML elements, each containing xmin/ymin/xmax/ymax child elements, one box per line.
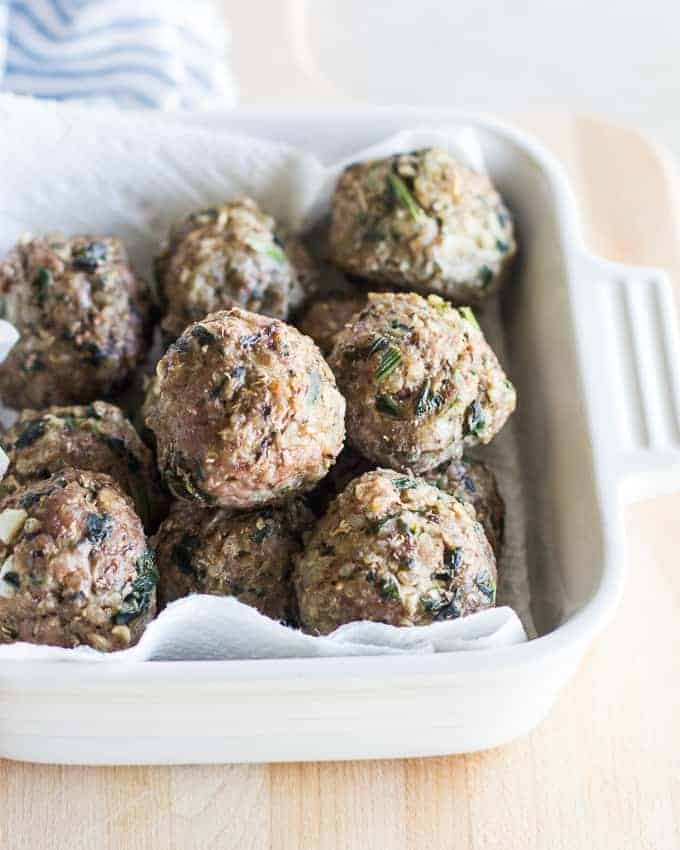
<box><xmin>0</xmin><ymin>0</ymin><xmax>237</xmax><ymax>108</ymax></box>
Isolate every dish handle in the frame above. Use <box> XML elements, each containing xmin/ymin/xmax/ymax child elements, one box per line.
<box><xmin>575</xmin><ymin>255</ymin><xmax>680</xmax><ymax>504</ymax></box>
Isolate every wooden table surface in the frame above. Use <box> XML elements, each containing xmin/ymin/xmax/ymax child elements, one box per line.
<box><xmin>1</xmin><ymin>116</ymin><xmax>679</xmax><ymax>850</ymax></box>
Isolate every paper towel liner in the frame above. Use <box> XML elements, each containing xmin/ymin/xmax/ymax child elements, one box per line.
<box><xmin>0</xmin><ymin>100</ymin><xmax>531</xmax><ymax>660</ymax></box>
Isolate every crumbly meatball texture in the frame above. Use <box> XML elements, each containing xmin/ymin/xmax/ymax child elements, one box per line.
<box><xmin>0</xmin><ymin>234</ymin><xmax>153</xmax><ymax>409</ymax></box>
<box><xmin>328</xmin><ymin>148</ymin><xmax>515</xmax><ymax>303</ymax></box>
<box><xmin>328</xmin><ymin>292</ymin><xmax>516</xmax><ymax>472</ymax></box>
<box><xmin>0</xmin><ymin>401</ymin><xmax>167</xmax><ymax>531</ymax></box>
<box><xmin>0</xmin><ymin>469</ymin><xmax>157</xmax><ymax>651</ymax></box>
<box><xmin>423</xmin><ymin>457</ymin><xmax>505</xmax><ymax>556</ymax></box>
<box><xmin>145</xmin><ymin>308</ymin><xmax>346</xmax><ymax>508</ymax></box>
<box><xmin>294</xmin><ymin>468</ymin><xmax>496</xmax><ymax>635</ymax></box>
<box><xmin>154</xmin><ymin>498</ymin><xmax>314</xmax><ymax>623</ymax></box>
<box><xmin>156</xmin><ymin>198</ymin><xmax>317</xmax><ymax>339</ymax></box>
<box><xmin>296</xmin><ymin>292</ymin><xmax>367</xmax><ymax>355</ymax></box>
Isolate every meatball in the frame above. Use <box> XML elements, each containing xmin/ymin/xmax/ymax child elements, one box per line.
<box><xmin>156</xmin><ymin>198</ymin><xmax>317</xmax><ymax>339</ymax></box>
<box><xmin>144</xmin><ymin>308</ymin><xmax>345</xmax><ymax>508</ymax></box>
<box><xmin>296</xmin><ymin>291</ymin><xmax>367</xmax><ymax>355</ymax></box>
<box><xmin>0</xmin><ymin>469</ymin><xmax>157</xmax><ymax>650</ymax></box>
<box><xmin>328</xmin><ymin>292</ymin><xmax>516</xmax><ymax>472</ymax></box>
<box><xmin>308</xmin><ymin>448</ymin><xmax>503</xmax><ymax>554</ymax></box>
<box><xmin>154</xmin><ymin>498</ymin><xmax>314</xmax><ymax>623</ymax></box>
<box><xmin>0</xmin><ymin>401</ymin><xmax>167</xmax><ymax>531</ymax></box>
<box><xmin>294</xmin><ymin>468</ymin><xmax>496</xmax><ymax>634</ymax></box>
<box><xmin>423</xmin><ymin>457</ymin><xmax>504</xmax><ymax>556</ymax></box>
<box><xmin>328</xmin><ymin>148</ymin><xmax>515</xmax><ymax>303</ymax></box>
<box><xmin>0</xmin><ymin>234</ymin><xmax>153</xmax><ymax>409</ymax></box>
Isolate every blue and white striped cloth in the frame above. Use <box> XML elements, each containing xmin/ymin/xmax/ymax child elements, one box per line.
<box><xmin>0</xmin><ymin>0</ymin><xmax>237</xmax><ymax>108</ymax></box>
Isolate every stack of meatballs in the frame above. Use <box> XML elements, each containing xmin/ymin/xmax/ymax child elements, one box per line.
<box><xmin>0</xmin><ymin>147</ymin><xmax>517</xmax><ymax>651</ymax></box>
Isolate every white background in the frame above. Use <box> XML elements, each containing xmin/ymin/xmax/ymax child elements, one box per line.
<box><xmin>221</xmin><ymin>0</ymin><xmax>680</xmax><ymax>154</ymax></box>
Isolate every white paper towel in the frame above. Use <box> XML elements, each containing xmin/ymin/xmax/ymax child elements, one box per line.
<box><xmin>0</xmin><ymin>596</ymin><xmax>527</xmax><ymax>662</ymax></box>
<box><xmin>0</xmin><ymin>96</ymin><xmax>532</xmax><ymax>661</ymax></box>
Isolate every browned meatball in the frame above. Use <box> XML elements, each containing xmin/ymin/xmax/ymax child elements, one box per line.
<box><xmin>296</xmin><ymin>292</ymin><xmax>367</xmax><ymax>355</ymax></box>
<box><xmin>0</xmin><ymin>401</ymin><xmax>167</xmax><ymax>531</ymax></box>
<box><xmin>0</xmin><ymin>234</ymin><xmax>153</xmax><ymax>409</ymax></box>
<box><xmin>328</xmin><ymin>148</ymin><xmax>516</xmax><ymax>303</ymax></box>
<box><xmin>156</xmin><ymin>198</ymin><xmax>317</xmax><ymax>339</ymax></box>
<box><xmin>0</xmin><ymin>469</ymin><xmax>157</xmax><ymax>651</ymax></box>
<box><xmin>422</xmin><ymin>457</ymin><xmax>504</xmax><ymax>556</ymax></box>
<box><xmin>144</xmin><ymin>308</ymin><xmax>346</xmax><ymax>508</ymax></box>
<box><xmin>154</xmin><ymin>498</ymin><xmax>314</xmax><ymax>623</ymax></box>
<box><xmin>308</xmin><ymin>448</ymin><xmax>504</xmax><ymax>554</ymax></box>
<box><xmin>294</xmin><ymin>468</ymin><xmax>496</xmax><ymax>635</ymax></box>
<box><xmin>328</xmin><ymin>292</ymin><xmax>516</xmax><ymax>472</ymax></box>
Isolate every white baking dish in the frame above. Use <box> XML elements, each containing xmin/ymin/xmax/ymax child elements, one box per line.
<box><xmin>1</xmin><ymin>105</ymin><xmax>679</xmax><ymax>765</ymax></box>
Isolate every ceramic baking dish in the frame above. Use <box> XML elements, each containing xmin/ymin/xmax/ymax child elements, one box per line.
<box><xmin>1</xmin><ymin>106</ymin><xmax>679</xmax><ymax>765</ymax></box>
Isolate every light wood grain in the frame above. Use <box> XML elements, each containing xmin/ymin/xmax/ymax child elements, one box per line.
<box><xmin>1</xmin><ymin>115</ymin><xmax>679</xmax><ymax>850</ymax></box>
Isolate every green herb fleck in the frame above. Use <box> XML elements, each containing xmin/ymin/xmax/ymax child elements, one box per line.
<box><xmin>444</xmin><ymin>546</ymin><xmax>463</xmax><ymax>573</ymax></box>
<box><xmin>375</xmin><ymin>346</ymin><xmax>402</xmax><ymax>382</ymax></box>
<box><xmin>464</xmin><ymin>400</ymin><xmax>485</xmax><ymax>438</ymax></box>
<box><xmin>375</xmin><ymin>394</ymin><xmax>403</xmax><ymax>418</ymax></box>
<box><xmin>392</xmin><ymin>477</ymin><xmax>416</xmax><ymax>491</ymax></box>
<box><xmin>15</xmin><ymin>419</ymin><xmax>47</xmax><ymax>450</ymax></box>
<box><xmin>415</xmin><ymin>380</ymin><xmax>444</xmax><ymax>418</ymax></box>
<box><xmin>459</xmin><ymin>306</ymin><xmax>480</xmax><ymax>329</ymax></box>
<box><xmin>250</xmin><ymin>524</ymin><xmax>270</xmax><ymax>545</ymax></box>
<box><xmin>420</xmin><ymin>591</ymin><xmax>449</xmax><ymax>614</ymax></box>
<box><xmin>380</xmin><ymin>575</ymin><xmax>400</xmax><ymax>601</ymax></box>
<box><xmin>240</xmin><ymin>332</ymin><xmax>261</xmax><ymax>347</ymax></box>
<box><xmin>72</xmin><ymin>241</ymin><xmax>107</xmax><ymax>272</ymax></box>
<box><xmin>85</xmin><ymin>512</ymin><xmax>113</xmax><ymax>544</ymax></box>
<box><xmin>191</xmin><ymin>325</ymin><xmax>217</xmax><ymax>347</ymax></box>
<box><xmin>496</xmin><ymin>239</ymin><xmax>509</xmax><ymax>253</ymax></box>
<box><xmin>19</xmin><ymin>492</ymin><xmax>40</xmax><ymax>510</ymax></box>
<box><xmin>367</xmin><ymin>336</ymin><xmax>389</xmax><ymax>356</ymax></box>
<box><xmin>247</xmin><ymin>237</ymin><xmax>286</xmax><ymax>264</ymax></box>
<box><xmin>113</xmin><ymin>549</ymin><xmax>158</xmax><ymax>625</ymax></box>
<box><xmin>373</xmin><ymin>514</ymin><xmax>397</xmax><ymax>532</ymax></box>
<box><xmin>479</xmin><ymin>265</ymin><xmax>494</xmax><ymax>287</ymax></box>
<box><xmin>32</xmin><ymin>267</ymin><xmax>51</xmax><ymax>306</ymax></box>
<box><xmin>475</xmin><ymin>572</ymin><xmax>496</xmax><ymax>603</ymax></box>
<box><xmin>388</xmin><ymin>173</ymin><xmax>423</xmax><ymax>221</ymax></box>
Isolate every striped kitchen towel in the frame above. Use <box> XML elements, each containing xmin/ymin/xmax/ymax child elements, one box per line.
<box><xmin>0</xmin><ymin>0</ymin><xmax>237</xmax><ymax>108</ymax></box>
